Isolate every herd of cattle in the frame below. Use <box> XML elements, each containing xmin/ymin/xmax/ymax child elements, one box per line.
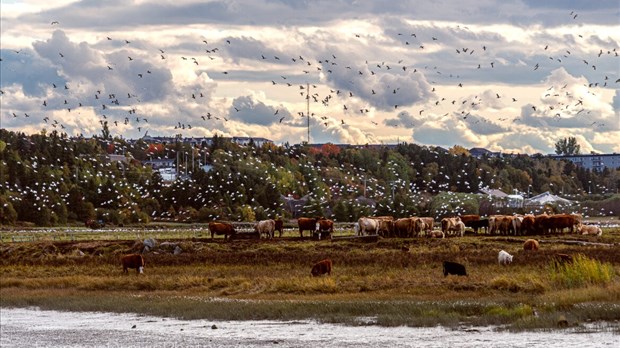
<box><xmin>119</xmin><ymin>213</ymin><xmax>603</xmax><ymax>277</ymax></box>
<box><xmin>354</xmin><ymin>213</ymin><xmax>602</xmax><ymax>238</ymax></box>
<box><xmin>205</xmin><ymin>213</ymin><xmax>603</xmax><ymax>241</ymax></box>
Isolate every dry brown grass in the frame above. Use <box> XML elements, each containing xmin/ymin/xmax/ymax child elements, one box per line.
<box><xmin>1</xmin><ymin>227</ymin><xmax>619</xmax><ymax>329</ymax></box>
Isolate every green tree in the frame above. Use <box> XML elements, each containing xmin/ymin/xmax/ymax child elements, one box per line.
<box><xmin>555</xmin><ymin>137</ymin><xmax>580</xmax><ymax>155</ymax></box>
<box><xmin>101</xmin><ymin>121</ymin><xmax>111</xmax><ymax>140</ymax></box>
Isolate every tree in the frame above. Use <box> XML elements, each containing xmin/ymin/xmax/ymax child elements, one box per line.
<box><xmin>101</xmin><ymin>121</ymin><xmax>111</xmax><ymax>140</ymax></box>
<box><xmin>555</xmin><ymin>137</ymin><xmax>580</xmax><ymax>155</ymax></box>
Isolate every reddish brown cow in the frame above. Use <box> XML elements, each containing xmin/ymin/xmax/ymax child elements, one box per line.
<box><xmin>315</xmin><ymin>219</ymin><xmax>334</xmax><ymax>239</ymax></box>
<box><xmin>121</xmin><ymin>254</ymin><xmax>145</xmax><ymax>274</ymax></box>
<box><xmin>523</xmin><ymin>239</ymin><xmax>539</xmax><ymax>251</ymax></box>
<box><xmin>209</xmin><ymin>222</ymin><xmax>236</xmax><ymax>240</ymax></box>
<box><xmin>459</xmin><ymin>215</ymin><xmax>480</xmax><ymax>228</ymax></box>
<box><xmin>534</xmin><ymin>214</ymin><xmax>551</xmax><ymax>234</ymax></box>
<box><xmin>520</xmin><ymin>215</ymin><xmax>536</xmax><ymax>235</ymax></box>
<box><xmin>311</xmin><ymin>259</ymin><xmax>332</xmax><ymax>276</ymax></box>
<box><xmin>394</xmin><ymin>218</ymin><xmax>414</xmax><ymax>238</ymax></box>
<box><xmin>547</xmin><ymin>214</ymin><xmax>579</xmax><ymax>234</ymax></box>
<box><xmin>298</xmin><ymin>217</ymin><xmax>320</xmax><ymax>237</ymax></box>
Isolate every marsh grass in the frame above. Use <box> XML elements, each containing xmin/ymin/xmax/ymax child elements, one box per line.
<box><xmin>1</xmin><ymin>227</ymin><xmax>620</xmax><ymax>330</ymax></box>
<box><xmin>549</xmin><ymin>254</ymin><xmax>615</xmax><ymax>288</ymax></box>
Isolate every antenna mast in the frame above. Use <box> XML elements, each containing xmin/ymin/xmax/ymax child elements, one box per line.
<box><xmin>306</xmin><ymin>82</ymin><xmax>310</xmax><ymax>143</ymax></box>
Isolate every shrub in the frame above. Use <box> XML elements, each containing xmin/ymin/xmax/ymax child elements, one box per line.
<box><xmin>549</xmin><ymin>254</ymin><xmax>615</xmax><ymax>289</ymax></box>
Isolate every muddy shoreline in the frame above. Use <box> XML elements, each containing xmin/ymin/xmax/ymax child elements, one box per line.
<box><xmin>1</xmin><ymin>307</ymin><xmax>618</xmax><ymax>348</ymax></box>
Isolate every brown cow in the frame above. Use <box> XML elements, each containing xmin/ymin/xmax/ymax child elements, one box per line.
<box><xmin>377</xmin><ymin>219</ymin><xmax>394</xmax><ymax>237</ymax></box>
<box><xmin>520</xmin><ymin>215</ymin><xmax>536</xmax><ymax>235</ymax></box>
<box><xmin>534</xmin><ymin>214</ymin><xmax>551</xmax><ymax>234</ymax></box>
<box><xmin>417</xmin><ymin>217</ymin><xmax>434</xmax><ymax>236</ymax></box>
<box><xmin>311</xmin><ymin>259</ymin><xmax>332</xmax><ymax>276</ymax></box>
<box><xmin>441</xmin><ymin>217</ymin><xmax>461</xmax><ymax>236</ymax></box>
<box><xmin>523</xmin><ymin>239</ymin><xmax>539</xmax><ymax>251</ymax></box>
<box><xmin>394</xmin><ymin>218</ymin><xmax>414</xmax><ymax>238</ymax></box>
<box><xmin>209</xmin><ymin>222</ymin><xmax>236</xmax><ymax>240</ymax></box>
<box><xmin>489</xmin><ymin>215</ymin><xmax>515</xmax><ymax>235</ymax></box>
<box><xmin>459</xmin><ymin>215</ymin><xmax>480</xmax><ymax>228</ymax></box>
<box><xmin>121</xmin><ymin>254</ymin><xmax>145</xmax><ymax>274</ymax></box>
<box><xmin>298</xmin><ymin>217</ymin><xmax>320</xmax><ymax>237</ymax></box>
<box><xmin>315</xmin><ymin>219</ymin><xmax>334</xmax><ymax>239</ymax></box>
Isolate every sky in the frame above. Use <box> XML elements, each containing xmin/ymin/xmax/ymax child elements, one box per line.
<box><xmin>1</xmin><ymin>0</ymin><xmax>619</xmax><ymax>154</ymax></box>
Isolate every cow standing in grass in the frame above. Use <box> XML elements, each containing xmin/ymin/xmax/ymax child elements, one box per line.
<box><xmin>209</xmin><ymin>222</ymin><xmax>236</xmax><ymax>240</ymax></box>
<box><xmin>311</xmin><ymin>259</ymin><xmax>332</xmax><ymax>276</ymax></box>
<box><xmin>443</xmin><ymin>261</ymin><xmax>467</xmax><ymax>277</ymax></box>
<box><xmin>121</xmin><ymin>254</ymin><xmax>145</xmax><ymax>274</ymax></box>
<box><xmin>274</xmin><ymin>219</ymin><xmax>284</xmax><ymax>237</ymax></box>
<box><xmin>315</xmin><ymin>219</ymin><xmax>334</xmax><ymax>240</ymax></box>
<box><xmin>298</xmin><ymin>217</ymin><xmax>320</xmax><ymax>238</ymax></box>
<box><xmin>498</xmin><ymin>250</ymin><xmax>513</xmax><ymax>265</ymax></box>
<box><xmin>255</xmin><ymin>219</ymin><xmax>276</xmax><ymax>239</ymax></box>
<box><xmin>523</xmin><ymin>239</ymin><xmax>540</xmax><ymax>251</ymax></box>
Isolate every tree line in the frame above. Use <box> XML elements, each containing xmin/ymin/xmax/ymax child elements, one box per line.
<box><xmin>1</xmin><ymin>129</ymin><xmax>618</xmax><ymax>227</ymax></box>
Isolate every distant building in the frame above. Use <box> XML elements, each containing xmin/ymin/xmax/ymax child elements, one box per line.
<box><xmin>479</xmin><ymin>188</ymin><xmax>523</xmax><ymax>208</ymax></box>
<box><xmin>140</xmin><ymin>135</ymin><xmax>272</xmax><ymax>147</ymax></box>
<box><xmin>550</xmin><ymin>153</ymin><xmax>620</xmax><ymax>171</ymax></box>
<box><xmin>469</xmin><ymin>147</ymin><xmax>502</xmax><ymax>158</ymax></box>
<box><xmin>525</xmin><ymin>191</ymin><xmax>572</xmax><ymax>207</ymax></box>
<box><xmin>142</xmin><ymin>158</ymin><xmax>175</xmax><ymax>169</ymax></box>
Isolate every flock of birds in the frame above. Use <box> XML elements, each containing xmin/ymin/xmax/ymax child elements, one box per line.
<box><xmin>1</xmin><ymin>11</ymin><xmax>618</xmax><ymax>222</ymax></box>
<box><xmin>1</xmin><ymin>10</ymin><xmax>618</xmax><ymax>141</ymax></box>
<box><xmin>2</xmin><ymin>131</ymin><xmax>613</xmax><ymax>223</ymax></box>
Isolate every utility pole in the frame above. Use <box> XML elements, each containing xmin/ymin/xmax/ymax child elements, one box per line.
<box><xmin>307</xmin><ymin>82</ymin><xmax>310</xmax><ymax>144</ymax></box>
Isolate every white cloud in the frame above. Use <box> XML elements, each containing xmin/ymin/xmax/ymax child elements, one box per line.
<box><xmin>1</xmin><ymin>0</ymin><xmax>619</xmax><ymax>154</ymax></box>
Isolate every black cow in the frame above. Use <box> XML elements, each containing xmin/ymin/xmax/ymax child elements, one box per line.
<box><xmin>443</xmin><ymin>261</ymin><xmax>467</xmax><ymax>277</ymax></box>
<box><xmin>469</xmin><ymin>219</ymin><xmax>489</xmax><ymax>234</ymax></box>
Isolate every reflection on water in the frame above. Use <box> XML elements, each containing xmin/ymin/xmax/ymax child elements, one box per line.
<box><xmin>1</xmin><ymin>307</ymin><xmax>617</xmax><ymax>348</ymax></box>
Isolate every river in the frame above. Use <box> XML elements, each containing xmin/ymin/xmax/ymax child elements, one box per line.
<box><xmin>0</xmin><ymin>307</ymin><xmax>617</xmax><ymax>347</ymax></box>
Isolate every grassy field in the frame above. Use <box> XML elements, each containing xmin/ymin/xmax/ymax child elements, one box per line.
<box><xmin>1</xmin><ymin>226</ymin><xmax>619</xmax><ymax>332</ymax></box>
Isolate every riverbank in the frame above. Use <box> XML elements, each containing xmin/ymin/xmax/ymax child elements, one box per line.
<box><xmin>1</xmin><ymin>229</ymin><xmax>619</xmax><ymax>331</ymax></box>
<box><xmin>2</xmin><ymin>307</ymin><xmax>618</xmax><ymax>348</ymax></box>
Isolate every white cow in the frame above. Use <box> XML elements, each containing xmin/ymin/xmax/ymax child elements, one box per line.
<box><xmin>498</xmin><ymin>250</ymin><xmax>513</xmax><ymax>265</ymax></box>
<box><xmin>254</xmin><ymin>219</ymin><xmax>276</xmax><ymax>239</ymax></box>
<box><xmin>579</xmin><ymin>224</ymin><xmax>602</xmax><ymax>236</ymax></box>
<box><xmin>357</xmin><ymin>217</ymin><xmax>379</xmax><ymax>236</ymax></box>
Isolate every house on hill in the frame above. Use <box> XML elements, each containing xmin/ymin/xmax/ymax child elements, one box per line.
<box><xmin>479</xmin><ymin>188</ymin><xmax>523</xmax><ymax>208</ymax></box>
<box><xmin>524</xmin><ymin>191</ymin><xmax>572</xmax><ymax>208</ymax></box>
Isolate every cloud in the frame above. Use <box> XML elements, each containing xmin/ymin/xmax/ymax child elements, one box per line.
<box><xmin>1</xmin><ymin>1</ymin><xmax>618</xmax><ymax>153</ymax></box>
<box><xmin>230</xmin><ymin>95</ymin><xmax>291</xmax><ymax>126</ymax></box>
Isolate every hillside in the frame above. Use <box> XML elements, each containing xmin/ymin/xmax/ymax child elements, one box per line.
<box><xmin>1</xmin><ymin>129</ymin><xmax>618</xmax><ymax>226</ymax></box>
